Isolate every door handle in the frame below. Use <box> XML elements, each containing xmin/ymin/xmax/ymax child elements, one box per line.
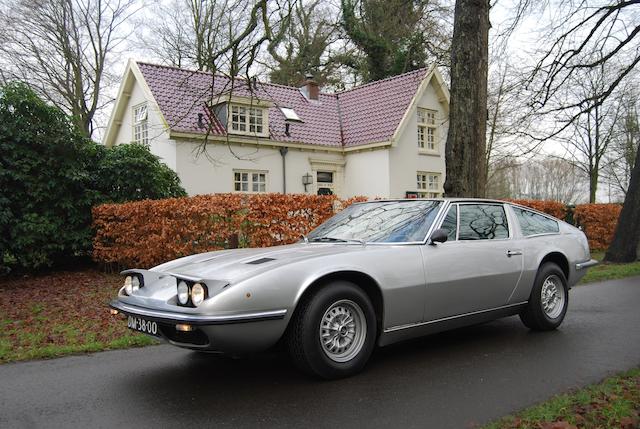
<box><xmin>507</xmin><ymin>250</ymin><xmax>522</xmax><ymax>257</ymax></box>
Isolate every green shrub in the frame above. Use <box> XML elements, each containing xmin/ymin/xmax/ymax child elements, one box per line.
<box><xmin>92</xmin><ymin>143</ymin><xmax>186</xmax><ymax>203</ymax></box>
<box><xmin>0</xmin><ymin>83</ymin><xmax>186</xmax><ymax>272</ymax></box>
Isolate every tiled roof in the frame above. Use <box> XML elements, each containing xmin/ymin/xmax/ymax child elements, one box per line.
<box><xmin>137</xmin><ymin>62</ymin><xmax>429</xmax><ymax>148</ymax></box>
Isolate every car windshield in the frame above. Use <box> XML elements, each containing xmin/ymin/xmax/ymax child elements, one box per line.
<box><xmin>307</xmin><ymin>200</ymin><xmax>442</xmax><ymax>243</ymax></box>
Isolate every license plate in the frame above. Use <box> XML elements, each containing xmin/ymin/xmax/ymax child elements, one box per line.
<box><xmin>127</xmin><ymin>316</ymin><xmax>159</xmax><ymax>337</ymax></box>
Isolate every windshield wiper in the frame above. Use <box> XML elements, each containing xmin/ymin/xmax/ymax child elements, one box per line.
<box><xmin>309</xmin><ymin>236</ymin><xmax>366</xmax><ymax>245</ymax></box>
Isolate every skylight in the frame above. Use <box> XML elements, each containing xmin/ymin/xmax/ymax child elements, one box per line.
<box><xmin>280</xmin><ymin>107</ymin><xmax>302</xmax><ymax>122</ymax></box>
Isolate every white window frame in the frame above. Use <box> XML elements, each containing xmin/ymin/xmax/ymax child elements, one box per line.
<box><xmin>417</xmin><ymin>171</ymin><xmax>441</xmax><ymax>198</ymax></box>
<box><xmin>233</xmin><ymin>170</ymin><xmax>268</xmax><ymax>193</ymax></box>
<box><xmin>417</xmin><ymin>107</ymin><xmax>438</xmax><ymax>154</ymax></box>
<box><xmin>132</xmin><ymin>103</ymin><xmax>148</xmax><ymax>146</ymax></box>
<box><xmin>229</xmin><ymin>104</ymin><xmax>268</xmax><ymax>137</ymax></box>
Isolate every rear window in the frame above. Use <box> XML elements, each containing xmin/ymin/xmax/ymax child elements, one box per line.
<box><xmin>513</xmin><ymin>207</ymin><xmax>559</xmax><ymax>236</ymax></box>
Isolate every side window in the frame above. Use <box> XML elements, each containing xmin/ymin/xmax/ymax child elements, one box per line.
<box><xmin>441</xmin><ymin>204</ymin><xmax>457</xmax><ymax>241</ymax></box>
<box><xmin>513</xmin><ymin>207</ymin><xmax>559</xmax><ymax>236</ymax></box>
<box><xmin>458</xmin><ymin>204</ymin><xmax>509</xmax><ymax>240</ymax></box>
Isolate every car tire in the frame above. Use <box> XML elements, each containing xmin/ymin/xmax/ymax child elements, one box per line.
<box><xmin>520</xmin><ymin>262</ymin><xmax>569</xmax><ymax>331</ymax></box>
<box><xmin>286</xmin><ymin>281</ymin><xmax>377</xmax><ymax>379</ymax></box>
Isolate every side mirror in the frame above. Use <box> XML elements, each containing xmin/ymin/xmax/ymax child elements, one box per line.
<box><xmin>429</xmin><ymin>228</ymin><xmax>449</xmax><ymax>245</ymax></box>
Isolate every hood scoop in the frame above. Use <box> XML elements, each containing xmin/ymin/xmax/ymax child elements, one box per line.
<box><xmin>245</xmin><ymin>257</ymin><xmax>276</xmax><ymax>265</ymax></box>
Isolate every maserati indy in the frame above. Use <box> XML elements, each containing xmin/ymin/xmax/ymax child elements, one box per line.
<box><xmin>110</xmin><ymin>199</ymin><xmax>597</xmax><ymax>378</ymax></box>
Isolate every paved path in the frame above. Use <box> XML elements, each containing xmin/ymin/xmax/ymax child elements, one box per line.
<box><xmin>1</xmin><ymin>277</ymin><xmax>639</xmax><ymax>429</ymax></box>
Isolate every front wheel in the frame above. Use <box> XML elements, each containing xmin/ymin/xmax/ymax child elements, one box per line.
<box><xmin>286</xmin><ymin>281</ymin><xmax>377</xmax><ymax>379</ymax></box>
<box><xmin>520</xmin><ymin>262</ymin><xmax>569</xmax><ymax>331</ymax></box>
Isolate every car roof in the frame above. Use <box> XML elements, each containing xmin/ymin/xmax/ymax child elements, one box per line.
<box><xmin>356</xmin><ymin>198</ymin><xmax>560</xmax><ymax>221</ymax></box>
<box><xmin>358</xmin><ymin>198</ymin><xmax>509</xmax><ymax>204</ymax></box>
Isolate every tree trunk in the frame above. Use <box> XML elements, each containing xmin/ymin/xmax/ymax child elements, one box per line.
<box><xmin>604</xmin><ymin>142</ymin><xmax>640</xmax><ymax>262</ymax></box>
<box><xmin>589</xmin><ymin>169</ymin><xmax>598</xmax><ymax>203</ymax></box>
<box><xmin>444</xmin><ymin>0</ymin><xmax>489</xmax><ymax>197</ymax></box>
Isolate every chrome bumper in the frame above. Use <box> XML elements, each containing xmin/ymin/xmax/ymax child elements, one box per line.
<box><xmin>109</xmin><ymin>300</ymin><xmax>287</xmax><ymax>325</ymax></box>
<box><xmin>575</xmin><ymin>259</ymin><xmax>599</xmax><ymax>270</ymax></box>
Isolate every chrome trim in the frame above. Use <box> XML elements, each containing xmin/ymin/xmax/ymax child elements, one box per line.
<box><xmin>576</xmin><ymin>259</ymin><xmax>599</xmax><ymax>270</ymax></box>
<box><xmin>384</xmin><ymin>301</ymin><xmax>528</xmax><ymax>333</ymax></box>
<box><xmin>110</xmin><ymin>300</ymin><xmax>287</xmax><ymax>325</ymax></box>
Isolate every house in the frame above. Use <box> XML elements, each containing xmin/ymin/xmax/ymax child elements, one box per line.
<box><xmin>103</xmin><ymin>60</ymin><xmax>450</xmax><ymax>199</ymax></box>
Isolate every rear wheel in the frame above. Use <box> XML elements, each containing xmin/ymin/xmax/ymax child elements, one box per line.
<box><xmin>286</xmin><ymin>281</ymin><xmax>377</xmax><ymax>379</ymax></box>
<box><xmin>520</xmin><ymin>262</ymin><xmax>569</xmax><ymax>331</ymax></box>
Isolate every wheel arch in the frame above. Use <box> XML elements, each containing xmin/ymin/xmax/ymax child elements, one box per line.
<box><xmin>539</xmin><ymin>251</ymin><xmax>570</xmax><ymax>282</ymax></box>
<box><xmin>289</xmin><ymin>271</ymin><xmax>384</xmax><ymax>335</ymax></box>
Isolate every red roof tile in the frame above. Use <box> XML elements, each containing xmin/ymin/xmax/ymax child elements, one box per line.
<box><xmin>136</xmin><ymin>62</ymin><xmax>429</xmax><ymax>148</ymax></box>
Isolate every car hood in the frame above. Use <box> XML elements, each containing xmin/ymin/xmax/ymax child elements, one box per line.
<box><xmin>151</xmin><ymin>243</ymin><xmax>365</xmax><ymax>284</ymax></box>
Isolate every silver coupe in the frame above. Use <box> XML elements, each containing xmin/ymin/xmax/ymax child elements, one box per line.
<box><xmin>110</xmin><ymin>198</ymin><xmax>598</xmax><ymax>379</ymax></box>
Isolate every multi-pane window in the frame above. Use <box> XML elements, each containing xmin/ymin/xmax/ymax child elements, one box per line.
<box><xmin>417</xmin><ymin>172</ymin><xmax>440</xmax><ymax>198</ymax></box>
<box><xmin>133</xmin><ymin>103</ymin><xmax>148</xmax><ymax>145</ymax></box>
<box><xmin>231</xmin><ymin>105</ymin><xmax>265</xmax><ymax>134</ymax></box>
<box><xmin>234</xmin><ymin>171</ymin><xmax>267</xmax><ymax>193</ymax></box>
<box><xmin>417</xmin><ymin>108</ymin><xmax>437</xmax><ymax>151</ymax></box>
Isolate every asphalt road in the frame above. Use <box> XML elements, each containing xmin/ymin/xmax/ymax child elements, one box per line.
<box><xmin>1</xmin><ymin>277</ymin><xmax>639</xmax><ymax>429</ymax></box>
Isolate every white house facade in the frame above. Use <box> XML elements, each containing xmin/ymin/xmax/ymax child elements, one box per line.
<box><xmin>103</xmin><ymin>60</ymin><xmax>450</xmax><ymax>199</ymax></box>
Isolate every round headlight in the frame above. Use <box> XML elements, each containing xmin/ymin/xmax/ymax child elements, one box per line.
<box><xmin>123</xmin><ymin>276</ymin><xmax>133</xmax><ymax>295</ymax></box>
<box><xmin>191</xmin><ymin>283</ymin><xmax>205</xmax><ymax>307</ymax></box>
<box><xmin>177</xmin><ymin>281</ymin><xmax>189</xmax><ymax>305</ymax></box>
<box><xmin>131</xmin><ymin>276</ymin><xmax>140</xmax><ymax>292</ymax></box>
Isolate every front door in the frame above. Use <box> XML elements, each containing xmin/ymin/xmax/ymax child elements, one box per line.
<box><xmin>421</xmin><ymin>203</ymin><xmax>523</xmax><ymax>321</ymax></box>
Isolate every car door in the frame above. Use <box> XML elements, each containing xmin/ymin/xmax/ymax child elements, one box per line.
<box><xmin>420</xmin><ymin>202</ymin><xmax>524</xmax><ymax>321</ymax></box>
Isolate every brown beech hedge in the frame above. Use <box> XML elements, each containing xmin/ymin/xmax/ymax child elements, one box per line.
<box><xmin>93</xmin><ymin>195</ymin><xmax>623</xmax><ymax>268</ymax></box>
<box><xmin>573</xmin><ymin>203</ymin><xmax>622</xmax><ymax>251</ymax></box>
<box><xmin>92</xmin><ymin>193</ymin><xmax>367</xmax><ymax>268</ymax></box>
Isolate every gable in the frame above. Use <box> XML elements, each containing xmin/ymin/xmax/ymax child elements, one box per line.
<box><xmin>103</xmin><ymin>60</ymin><xmax>169</xmax><ymax>148</ymax></box>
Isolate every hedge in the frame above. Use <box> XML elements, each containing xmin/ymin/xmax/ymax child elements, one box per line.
<box><xmin>93</xmin><ymin>196</ymin><xmax>623</xmax><ymax>268</ymax></box>
<box><xmin>573</xmin><ymin>204</ymin><xmax>622</xmax><ymax>251</ymax></box>
<box><xmin>92</xmin><ymin>193</ymin><xmax>368</xmax><ymax>268</ymax></box>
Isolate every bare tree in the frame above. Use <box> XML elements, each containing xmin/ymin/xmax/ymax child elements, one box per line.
<box><xmin>0</xmin><ymin>0</ymin><xmax>138</xmax><ymax>137</ymax></box>
<box><xmin>486</xmin><ymin>156</ymin><xmax>585</xmax><ymax>203</ymax></box>
<box><xmin>485</xmin><ymin>56</ymin><xmax>539</xmax><ymax>185</ymax></box>
<box><xmin>603</xmin><ymin>88</ymin><xmax>639</xmax><ymax>198</ymax></box>
<box><xmin>444</xmin><ymin>0</ymin><xmax>489</xmax><ymax>197</ymax></box>
<box><xmin>558</xmin><ymin>64</ymin><xmax>623</xmax><ymax>202</ymax></box>
<box><xmin>138</xmin><ymin>0</ymin><xmax>275</xmax><ymax>74</ymax></box>
<box><xmin>265</xmin><ymin>0</ymin><xmax>342</xmax><ymax>86</ymax></box>
<box><xmin>525</xmin><ymin>0</ymin><xmax>639</xmax><ymax>124</ymax></box>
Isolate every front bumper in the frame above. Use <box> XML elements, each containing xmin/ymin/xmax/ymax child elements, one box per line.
<box><xmin>110</xmin><ymin>300</ymin><xmax>287</xmax><ymax>325</ymax></box>
<box><xmin>110</xmin><ymin>300</ymin><xmax>288</xmax><ymax>352</ymax></box>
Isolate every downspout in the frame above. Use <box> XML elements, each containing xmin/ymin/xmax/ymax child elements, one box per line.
<box><xmin>280</xmin><ymin>146</ymin><xmax>289</xmax><ymax>194</ymax></box>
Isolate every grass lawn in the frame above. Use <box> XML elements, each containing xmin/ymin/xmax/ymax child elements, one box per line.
<box><xmin>0</xmin><ymin>270</ymin><xmax>157</xmax><ymax>363</ymax></box>
<box><xmin>579</xmin><ymin>251</ymin><xmax>640</xmax><ymax>285</ymax></box>
<box><xmin>483</xmin><ymin>368</ymin><xmax>640</xmax><ymax>429</ymax></box>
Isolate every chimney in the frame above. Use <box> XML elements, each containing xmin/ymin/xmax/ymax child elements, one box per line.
<box><xmin>302</xmin><ymin>73</ymin><xmax>319</xmax><ymax>101</ymax></box>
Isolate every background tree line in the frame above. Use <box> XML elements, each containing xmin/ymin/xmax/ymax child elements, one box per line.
<box><xmin>0</xmin><ymin>0</ymin><xmax>638</xmax><ymax>262</ymax></box>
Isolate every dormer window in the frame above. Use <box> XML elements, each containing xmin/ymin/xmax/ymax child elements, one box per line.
<box><xmin>230</xmin><ymin>104</ymin><xmax>267</xmax><ymax>136</ymax></box>
<box><xmin>133</xmin><ymin>103</ymin><xmax>148</xmax><ymax>145</ymax></box>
